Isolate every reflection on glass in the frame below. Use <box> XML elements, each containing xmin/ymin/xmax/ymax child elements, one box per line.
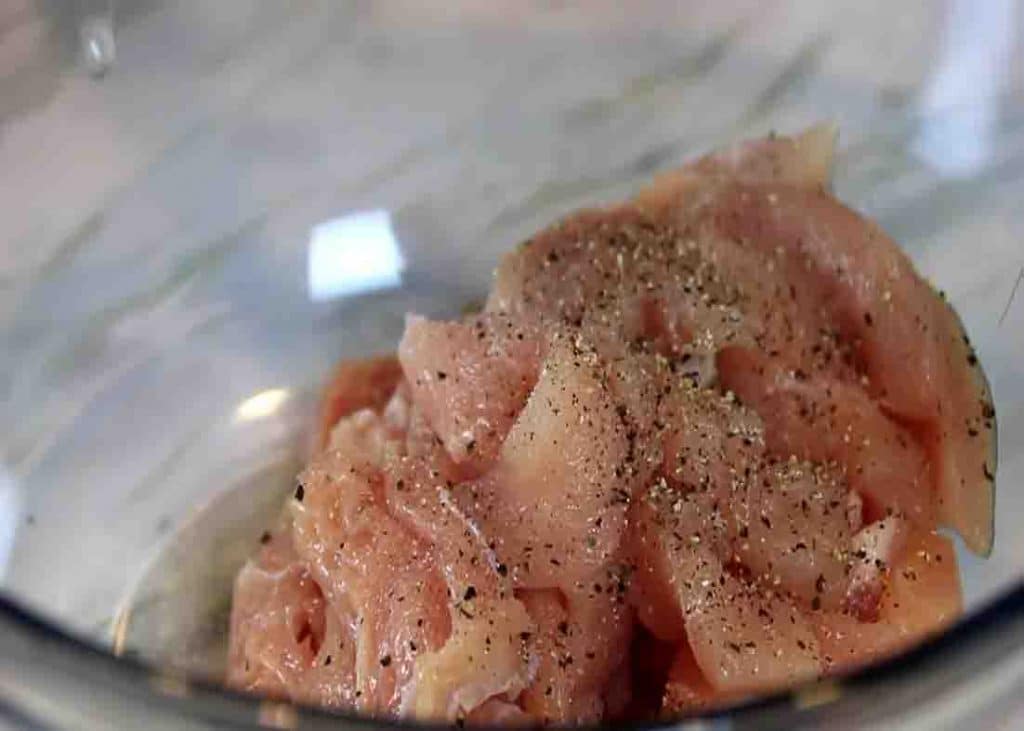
<box><xmin>913</xmin><ymin>0</ymin><xmax>1015</xmax><ymax>176</ymax></box>
<box><xmin>307</xmin><ymin>209</ymin><xmax>405</xmax><ymax>302</ymax></box>
<box><xmin>234</xmin><ymin>388</ymin><xmax>290</xmax><ymax>422</ymax></box>
<box><xmin>0</xmin><ymin>467</ymin><xmax>21</xmax><ymax>578</ymax></box>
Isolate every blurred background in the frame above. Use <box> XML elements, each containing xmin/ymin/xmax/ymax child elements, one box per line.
<box><xmin>0</xmin><ymin>1</ymin><xmax>1022</xmax><ymax>728</ymax></box>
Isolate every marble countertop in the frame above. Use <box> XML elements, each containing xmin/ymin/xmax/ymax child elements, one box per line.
<box><xmin>0</xmin><ymin>1</ymin><xmax>1022</xmax><ymax>728</ymax></box>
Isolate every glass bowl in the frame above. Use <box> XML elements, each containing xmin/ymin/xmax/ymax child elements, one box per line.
<box><xmin>1</xmin><ymin>1</ymin><xmax>1022</xmax><ymax>728</ymax></box>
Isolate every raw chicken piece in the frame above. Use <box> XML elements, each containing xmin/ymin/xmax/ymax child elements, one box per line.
<box><xmin>399</xmin><ymin>313</ymin><xmax>543</xmax><ymax>473</ymax></box>
<box><xmin>452</xmin><ymin>338</ymin><xmax>632</xmax><ymax>592</ymax></box>
<box><xmin>693</xmin><ymin>184</ymin><xmax>992</xmax><ymax>553</ymax></box>
<box><xmin>656</xmin><ymin>380</ymin><xmax>862</xmax><ymax>613</ymax></box>
<box><xmin>380</xmin><ymin>425</ymin><xmax>539</xmax><ymax>722</ymax></box>
<box><xmin>658</xmin><ymin>378</ymin><xmax>764</xmax><ymax>494</ymax></box>
<box><xmin>637</xmin><ymin>125</ymin><xmax>856</xmax><ymax>379</ymax></box>
<box><xmin>443</xmin><ymin>338</ymin><xmax>636</xmax><ymax>723</ymax></box>
<box><xmin>602</xmin><ymin>648</ymin><xmax>634</xmax><ymax>721</ymax></box>
<box><xmin>661</xmin><ymin>641</ymin><xmax>725</xmax><ymax>715</ymax></box>
<box><xmin>516</xmin><ymin>590</ymin><xmax>579</xmax><ymax>722</ymax></box>
<box><xmin>402</xmin><ymin>596</ymin><xmax>535</xmax><ymax>721</ymax></box>
<box><xmin>844</xmin><ymin>516</ymin><xmax>910</xmax><ymax>622</ymax></box>
<box><xmin>292</xmin><ymin>425</ymin><xmax>452</xmax><ymax>716</ymax></box>
<box><xmin>816</xmin><ymin>527</ymin><xmax>961</xmax><ymax>674</ymax></box>
<box><xmin>635</xmin><ymin>123</ymin><xmax>837</xmax><ymax>213</ymax></box>
<box><xmin>639</xmin><ymin>128</ymin><xmax>994</xmax><ymax>554</ymax></box>
<box><xmin>227</xmin><ymin>126</ymin><xmax>989</xmax><ymax>724</ymax></box>
<box><xmin>466</xmin><ymin>698</ymin><xmax>535</xmax><ymax>726</ymax></box>
<box><xmin>718</xmin><ymin>348</ymin><xmax>934</xmax><ymax>526</ymax></box>
<box><xmin>628</xmin><ymin>482</ymin><xmax>822</xmax><ymax>693</ymax></box>
<box><xmin>227</xmin><ymin>530</ymin><xmax>353</xmax><ymax>707</ymax></box>
<box><xmin>732</xmin><ymin>458</ymin><xmax>854</xmax><ymax>612</ymax></box>
<box><xmin>518</xmin><ymin>585</ymin><xmax>633</xmax><ymax>725</ymax></box>
<box><xmin>317</xmin><ymin>355</ymin><xmax>404</xmax><ymax>450</ymax></box>
<box><xmin>487</xmin><ymin>207</ymin><xmax>750</xmax><ymax>361</ymax></box>
<box><xmin>518</xmin><ymin>591</ymin><xmax>596</xmax><ymax>724</ymax></box>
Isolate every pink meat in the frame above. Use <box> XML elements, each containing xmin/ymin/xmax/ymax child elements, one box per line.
<box><xmin>398</xmin><ymin>313</ymin><xmax>543</xmax><ymax>474</ymax></box>
<box><xmin>452</xmin><ymin>339</ymin><xmax>632</xmax><ymax>592</ymax></box>
<box><xmin>518</xmin><ymin>588</ymin><xmax>632</xmax><ymax>725</ymax></box>
<box><xmin>627</xmin><ymin>483</ymin><xmax>822</xmax><ymax>694</ymax></box>
<box><xmin>718</xmin><ymin>348</ymin><xmax>934</xmax><ymax>526</ymax></box>
<box><xmin>692</xmin><ymin>184</ymin><xmax>992</xmax><ymax>553</ymax></box>
<box><xmin>227</xmin><ymin>126</ymin><xmax>983</xmax><ymax>724</ymax></box>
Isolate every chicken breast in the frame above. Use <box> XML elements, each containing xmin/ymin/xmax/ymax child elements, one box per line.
<box><xmin>226</xmin><ymin>126</ymin><xmax>992</xmax><ymax>724</ymax></box>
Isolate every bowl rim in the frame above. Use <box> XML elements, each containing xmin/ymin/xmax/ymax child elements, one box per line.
<box><xmin>1</xmin><ymin>580</ymin><xmax>1022</xmax><ymax>729</ymax></box>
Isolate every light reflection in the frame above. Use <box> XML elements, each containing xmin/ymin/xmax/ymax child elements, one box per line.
<box><xmin>913</xmin><ymin>0</ymin><xmax>1015</xmax><ymax>176</ymax></box>
<box><xmin>0</xmin><ymin>467</ymin><xmax>20</xmax><ymax>579</ymax></box>
<box><xmin>235</xmin><ymin>389</ymin><xmax>290</xmax><ymax>422</ymax></box>
<box><xmin>307</xmin><ymin>209</ymin><xmax>405</xmax><ymax>302</ymax></box>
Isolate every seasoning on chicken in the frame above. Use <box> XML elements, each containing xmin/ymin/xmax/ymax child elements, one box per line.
<box><xmin>226</xmin><ymin>126</ymin><xmax>993</xmax><ymax>723</ymax></box>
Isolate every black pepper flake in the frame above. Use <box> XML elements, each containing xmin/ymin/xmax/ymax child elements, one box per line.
<box><xmin>811</xmin><ymin>596</ymin><xmax>821</xmax><ymax>611</ymax></box>
<box><xmin>967</xmin><ymin>352</ymin><xmax>978</xmax><ymax>366</ymax></box>
<box><xmin>464</xmin><ymin>586</ymin><xmax>477</xmax><ymax>601</ymax></box>
<box><xmin>982</xmin><ymin>403</ymin><xmax>996</xmax><ymax>419</ymax></box>
<box><xmin>496</xmin><ymin>563</ymin><xmax>508</xmax><ymax>577</ymax></box>
<box><xmin>324</xmin><ymin>655</ymin><xmax>332</xmax><ymax>666</ymax></box>
<box><xmin>294</xmin><ymin>483</ymin><xmax>305</xmax><ymax>502</ymax></box>
<box><xmin>380</xmin><ymin>655</ymin><xmax>392</xmax><ymax>667</ymax></box>
<box><xmin>436</xmin><ymin>371</ymin><xmax>448</xmax><ymax>381</ymax></box>
<box><xmin>863</xmin><ymin>312</ymin><xmax>873</xmax><ymax>326</ymax></box>
<box><xmin>983</xmin><ymin>463</ymin><xmax>995</xmax><ymax>481</ymax></box>
<box><xmin>259</xmin><ymin>531</ymin><xmax>272</xmax><ymax>544</ymax></box>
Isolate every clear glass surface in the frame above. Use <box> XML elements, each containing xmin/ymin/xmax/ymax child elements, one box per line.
<box><xmin>0</xmin><ymin>1</ymin><xmax>1022</xmax><ymax>728</ymax></box>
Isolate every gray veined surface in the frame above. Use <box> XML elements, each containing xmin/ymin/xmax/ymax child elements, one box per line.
<box><xmin>0</xmin><ymin>1</ymin><xmax>1022</xmax><ymax>728</ymax></box>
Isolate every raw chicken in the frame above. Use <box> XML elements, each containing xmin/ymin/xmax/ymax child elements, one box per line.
<box><xmin>317</xmin><ymin>355</ymin><xmax>404</xmax><ymax>451</ymax></box>
<box><xmin>226</xmin><ymin>127</ymin><xmax>993</xmax><ymax>724</ymax></box>
<box><xmin>398</xmin><ymin>313</ymin><xmax>543</xmax><ymax>474</ymax></box>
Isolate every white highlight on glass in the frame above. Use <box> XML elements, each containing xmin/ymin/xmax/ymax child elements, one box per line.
<box><xmin>0</xmin><ymin>467</ymin><xmax>21</xmax><ymax>579</ymax></box>
<box><xmin>234</xmin><ymin>388</ymin><xmax>290</xmax><ymax>422</ymax></box>
<box><xmin>307</xmin><ymin>209</ymin><xmax>405</xmax><ymax>302</ymax></box>
<box><xmin>913</xmin><ymin>0</ymin><xmax>1015</xmax><ymax>176</ymax></box>
<box><xmin>80</xmin><ymin>14</ymin><xmax>116</xmax><ymax>77</ymax></box>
